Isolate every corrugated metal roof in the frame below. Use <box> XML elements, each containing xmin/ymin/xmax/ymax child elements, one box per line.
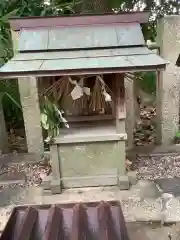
<box><xmin>0</xmin><ymin>47</ymin><xmax>167</xmax><ymax>76</ymax></box>
<box><xmin>0</xmin><ymin>201</ymin><xmax>129</xmax><ymax>240</ymax></box>
<box><xmin>18</xmin><ymin>23</ymin><xmax>145</xmax><ymax>52</ymax></box>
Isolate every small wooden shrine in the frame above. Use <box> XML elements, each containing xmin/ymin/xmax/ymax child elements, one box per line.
<box><xmin>0</xmin><ymin>12</ymin><xmax>167</xmax><ymax>193</ymax></box>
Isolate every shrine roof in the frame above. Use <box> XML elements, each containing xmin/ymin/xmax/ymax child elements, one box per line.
<box><xmin>0</xmin><ymin>12</ymin><xmax>167</xmax><ymax>78</ymax></box>
<box><xmin>9</xmin><ymin>11</ymin><xmax>151</xmax><ymax>30</ymax></box>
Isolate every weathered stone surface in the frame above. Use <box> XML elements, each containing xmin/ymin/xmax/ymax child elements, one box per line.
<box><xmin>2</xmin><ymin>185</ymin><xmax>180</xmax><ymax>232</ymax></box>
<box><xmin>42</xmin><ymin>175</ymin><xmax>52</xmax><ymax>190</ymax></box>
<box><xmin>51</xmin><ymin>179</ymin><xmax>61</xmax><ymax>194</ymax></box>
<box><xmin>124</xmin><ymin>78</ymin><xmax>136</xmax><ymax>149</ymax></box>
<box><xmin>0</xmin><ymin>172</ymin><xmax>26</xmax><ymax>185</ymax></box>
<box><xmin>156</xmin><ymin>178</ymin><xmax>180</xmax><ymax>197</ymax></box>
<box><xmin>127</xmin><ymin>222</ymin><xmax>179</xmax><ymax>240</ymax></box>
<box><xmin>156</xmin><ymin>16</ymin><xmax>180</xmax><ymax>144</ymax></box>
<box><xmin>0</xmin><ymin>153</ymin><xmax>42</xmax><ymax>166</ymax></box>
<box><xmin>118</xmin><ymin>175</ymin><xmax>130</xmax><ymax>190</ymax></box>
<box><xmin>58</xmin><ymin>141</ymin><xmax>125</xmax><ymax>188</ymax></box>
<box><xmin>134</xmin><ymin>180</ymin><xmax>162</xmax><ymax>199</ymax></box>
<box><xmin>18</xmin><ymin>77</ymin><xmax>43</xmax><ymax>154</ymax></box>
<box><xmin>128</xmin><ymin>171</ymin><xmax>137</xmax><ymax>185</ymax></box>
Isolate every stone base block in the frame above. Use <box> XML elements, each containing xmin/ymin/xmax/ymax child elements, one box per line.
<box><xmin>127</xmin><ymin>171</ymin><xmax>137</xmax><ymax>185</ymax></box>
<box><xmin>56</xmin><ymin>139</ymin><xmax>126</xmax><ymax>189</ymax></box>
<box><xmin>42</xmin><ymin>175</ymin><xmax>52</xmax><ymax>190</ymax></box>
<box><xmin>44</xmin><ymin>175</ymin><xmax>131</xmax><ymax>194</ymax></box>
<box><xmin>50</xmin><ymin>179</ymin><xmax>61</xmax><ymax>194</ymax></box>
<box><xmin>118</xmin><ymin>176</ymin><xmax>130</xmax><ymax>190</ymax></box>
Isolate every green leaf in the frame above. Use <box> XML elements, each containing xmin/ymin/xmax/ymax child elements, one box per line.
<box><xmin>41</xmin><ymin>112</ymin><xmax>47</xmax><ymax>124</ymax></box>
<box><xmin>40</xmin><ymin>96</ymin><xmax>69</xmax><ymax>138</ymax></box>
<box><xmin>41</xmin><ymin>113</ymin><xmax>49</xmax><ymax>130</ymax></box>
<box><xmin>175</xmin><ymin>132</ymin><xmax>180</xmax><ymax>138</ymax></box>
<box><xmin>4</xmin><ymin>92</ymin><xmax>22</xmax><ymax>109</ymax></box>
<box><xmin>1</xmin><ymin>9</ymin><xmax>18</xmax><ymax>22</ymax></box>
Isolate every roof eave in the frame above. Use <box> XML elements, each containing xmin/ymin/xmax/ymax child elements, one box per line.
<box><xmin>9</xmin><ymin>11</ymin><xmax>150</xmax><ymax>31</ymax></box>
<box><xmin>0</xmin><ymin>64</ymin><xmax>166</xmax><ymax>79</ymax></box>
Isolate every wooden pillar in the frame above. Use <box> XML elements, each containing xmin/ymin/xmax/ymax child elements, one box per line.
<box><xmin>115</xmin><ymin>74</ymin><xmax>125</xmax><ymax>133</ymax></box>
<box><xmin>18</xmin><ymin>77</ymin><xmax>44</xmax><ymax>154</ymax></box>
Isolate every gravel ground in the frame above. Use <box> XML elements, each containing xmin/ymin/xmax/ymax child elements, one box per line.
<box><xmin>132</xmin><ymin>104</ymin><xmax>180</xmax><ymax>181</ymax></box>
<box><xmin>0</xmin><ymin>185</ymin><xmax>180</xmax><ymax>229</ymax></box>
<box><xmin>0</xmin><ymin>103</ymin><xmax>180</xmax><ymax>236</ymax></box>
<box><xmin>135</xmin><ymin>154</ymin><xmax>180</xmax><ymax>180</ymax></box>
<box><xmin>1</xmin><ymin>184</ymin><xmax>180</xmax><ymax>240</ymax></box>
<box><xmin>134</xmin><ymin>106</ymin><xmax>156</xmax><ymax>146</ymax></box>
<box><xmin>0</xmin><ymin>158</ymin><xmax>52</xmax><ymax>188</ymax></box>
<box><xmin>0</xmin><ymin>157</ymin><xmax>51</xmax><ymax>232</ymax></box>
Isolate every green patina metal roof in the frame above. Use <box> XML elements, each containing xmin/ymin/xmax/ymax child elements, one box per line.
<box><xmin>18</xmin><ymin>24</ymin><xmax>145</xmax><ymax>51</ymax></box>
<box><xmin>0</xmin><ymin>17</ymin><xmax>167</xmax><ymax>77</ymax></box>
<box><xmin>0</xmin><ymin>47</ymin><xmax>167</xmax><ymax>77</ymax></box>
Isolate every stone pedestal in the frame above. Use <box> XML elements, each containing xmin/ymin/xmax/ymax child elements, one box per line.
<box><xmin>44</xmin><ymin>125</ymin><xmax>129</xmax><ymax>194</ymax></box>
<box><xmin>157</xmin><ymin>16</ymin><xmax>180</xmax><ymax>144</ymax></box>
<box><xmin>18</xmin><ymin>77</ymin><xmax>44</xmax><ymax>154</ymax></box>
